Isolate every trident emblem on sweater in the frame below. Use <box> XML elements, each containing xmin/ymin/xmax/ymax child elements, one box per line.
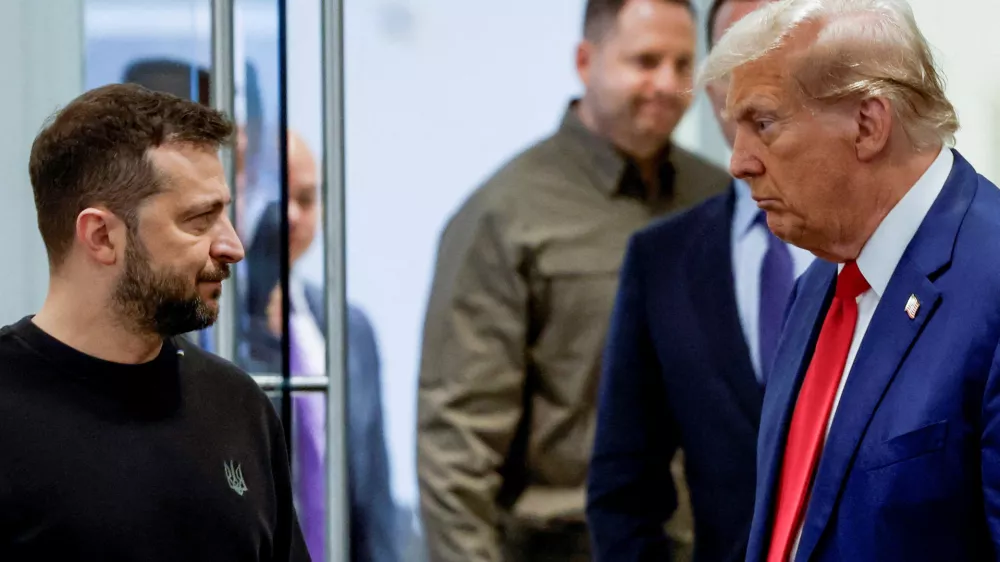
<box><xmin>224</xmin><ymin>461</ymin><xmax>248</xmax><ymax>496</ymax></box>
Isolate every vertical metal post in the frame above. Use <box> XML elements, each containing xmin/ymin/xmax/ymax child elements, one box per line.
<box><xmin>277</xmin><ymin>0</ymin><xmax>294</xmax><ymax>465</ymax></box>
<box><xmin>211</xmin><ymin>0</ymin><xmax>237</xmax><ymax>361</ymax></box>
<box><xmin>321</xmin><ymin>0</ymin><xmax>349</xmax><ymax>560</ymax></box>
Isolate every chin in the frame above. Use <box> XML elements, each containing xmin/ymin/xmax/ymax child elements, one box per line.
<box><xmin>776</xmin><ymin>227</ymin><xmax>825</xmax><ymax>258</ymax></box>
<box><xmin>638</xmin><ymin>119</ymin><xmax>677</xmax><ymax>139</ymax></box>
<box><xmin>779</xmin><ymin>233</ymin><xmax>810</xmax><ymax>252</ymax></box>
<box><xmin>767</xmin><ymin>219</ymin><xmax>802</xmax><ymax>247</ymax></box>
<box><xmin>198</xmin><ymin>301</ymin><xmax>220</xmax><ymax>326</ymax></box>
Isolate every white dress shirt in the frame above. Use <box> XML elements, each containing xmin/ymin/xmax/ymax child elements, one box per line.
<box><xmin>289</xmin><ymin>273</ymin><xmax>327</xmax><ymax>378</ymax></box>
<box><xmin>788</xmin><ymin>147</ymin><xmax>954</xmax><ymax>560</ymax></box>
<box><xmin>731</xmin><ymin>178</ymin><xmax>815</xmax><ymax>380</ymax></box>
<box><xmin>288</xmin><ymin>274</ymin><xmax>328</xmax><ymax>461</ymax></box>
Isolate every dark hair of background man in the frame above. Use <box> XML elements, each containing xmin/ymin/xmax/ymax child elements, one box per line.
<box><xmin>123</xmin><ymin>59</ymin><xmax>212</xmax><ymax>105</ymax></box>
<box><xmin>123</xmin><ymin>58</ymin><xmax>265</xmax><ymax>172</ymax></box>
<box><xmin>28</xmin><ymin>83</ymin><xmax>234</xmax><ymax>266</ymax></box>
<box><xmin>707</xmin><ymin>0</ymin><xmax>740</xmax><ymax>49</ymax></box>
<box><xmin>583</xmin><ymin>0</ymin><xmax>695</xmax><ymax>41</ymax></box>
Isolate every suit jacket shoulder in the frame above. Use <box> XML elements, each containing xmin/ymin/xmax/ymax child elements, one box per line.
<box><xmin>444</xmin><ymin>131</ymin><xmax>730</xmax><ymax>243</ymax></box>
<box><xmin>631</xmin><ymin>187</ymin><xmax>734</xmax><ymax>261</ymax></box>
<box><xmin>670</xmin><ymin>146</ymin><xmax>731</xmax><ymax>205</ymax></box>
<box><xmin>445</xmin><ymin>131</ymin><xmax>568</xmax><ymax>223</ymax></box>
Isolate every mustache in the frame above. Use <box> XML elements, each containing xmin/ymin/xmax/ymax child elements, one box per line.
<box><xmin>198</xmin><ymin>263</ymin><xmax>231</xmax><ymax>283</ymax></box>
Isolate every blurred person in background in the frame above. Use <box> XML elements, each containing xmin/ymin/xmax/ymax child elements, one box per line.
<box><xmin>586</xmin><ymin>1</ymin><xmax>813</xmax><ymax>561</ymax></box>
<box><xmin>243</xmin><ymin>132</ymin><xmax>399</xmax><ymax>562</ymax></box>
<box><xmin>416</xmin><ymin>1</ymin><xmax>730</xmax><ymax>561</ymax></box>
<box><xmin>0</xmin><ymin>83</ymin><xmax>307</xmax><ymax>560</ymax></box>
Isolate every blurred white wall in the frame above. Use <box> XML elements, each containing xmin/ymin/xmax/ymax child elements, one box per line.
<box><xmin>0</xmin><ymin>0</ymin><xmax>83</xmax><ymax>323</ymax></box>
<box><xmin>908</xmin><ymin>0</ymin><xmax>1000</xmax><ymax>183</ymax></box>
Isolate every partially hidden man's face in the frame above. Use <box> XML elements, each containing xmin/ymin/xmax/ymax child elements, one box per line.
<box><xmin>577</xmin><ymin>0</ymin><xmax>696</xmax><ymax>159</ymax></box>
<box><xmin>113</xmin><ymin>144</ymin><xmax>245</xmax><ymax>336</ymax></box>
<box><xmin>705</xmin><ymin>0</ymin><xmax>770</xmax><ymax>148</ymax></box>
<box><xmin>287</xmin><ymin>134</ymin><xmax>319</xmax><ymax>265</ymax></box>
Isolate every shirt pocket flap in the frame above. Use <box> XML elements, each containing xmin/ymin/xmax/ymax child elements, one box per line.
<box><xmin>859</xmin><ymin>420</ymin><xmax>948</xmax><ymax>471</ymax></box>
<box><xmin>534</xmin><ymin>248</ymin><xmax>622</xmax><ymax>278</ymax></box>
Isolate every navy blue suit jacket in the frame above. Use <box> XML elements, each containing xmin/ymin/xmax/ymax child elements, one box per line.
<box><xmin>747</xmin><ymin>151</ymin><xmax>1000</xmax><ymax>561</ymax></box>
<box><xmin>243</xmin><ymin>292</ymin><xmax>400</xmax><ymax>562</ymax></box>
<box><xmin>588</xmin><ymin>186</ymin><xmax>762</xmax><ymax>562</ymax></box>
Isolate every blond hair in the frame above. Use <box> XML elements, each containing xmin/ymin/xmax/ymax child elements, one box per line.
<box><xmin>698</xmin><ymin>0</ymin><xmax>959</xmax><ymax>149</ymax></box>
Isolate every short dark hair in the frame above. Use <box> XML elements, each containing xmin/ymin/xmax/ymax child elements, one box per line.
<box><xmin>706</xmin><ymin>0</ymin><xmax>730</xmax><ymax>49</ymax></box>
<box><xmin>122</xmin><ymin>58</ymin><xmax>212</xmax><ymax>105</ymax></box>
<box><xmin>29</xmin><ymin>83</ymin><xmax>234</xmax><ymax>265</ymax></box>
<box><xmin>707</xmin><ymin>0</ymin><xmax>764</xmax><ymax>50</ymax></box>
<box><xmin>583</xmin><ymin>0</ymin><xmax>694</xmax><ymax>41</ymax></box>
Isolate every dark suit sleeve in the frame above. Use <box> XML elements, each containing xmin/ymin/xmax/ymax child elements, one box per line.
<box><xmin>587</xmin><ymin>234</ymin><xmax>680</xmax><ymax>561</ymax></box>
<box><xmin>240</xmin><ymin>313</ymin><xmax>282</xmax><ymax>375</ymax></box>
<box><xmin>346</xmin><ymin>307</ymin><xmax>399</xmax><ymax>562</ymax></box>
<box><xmin>267</xmin><ymin>398</ymin><xmax>312</xmax><ymax>562</ymax></box>
<box><xmin>980</xmin><ymin>338</ymin><xmax>1000</xmax><ymax>555</ymax></box>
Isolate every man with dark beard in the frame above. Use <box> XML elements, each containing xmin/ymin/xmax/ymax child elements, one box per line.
<box><xmin>0</xmin><ymin>83</ymin><xmax>310</xmax><ymax>561</ymax></box>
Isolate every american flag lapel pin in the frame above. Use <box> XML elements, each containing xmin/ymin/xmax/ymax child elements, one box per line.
<box><xmin>905</xmin><ymin>294</ymin><xmax>920</xmax><ymax>320</ymax></box>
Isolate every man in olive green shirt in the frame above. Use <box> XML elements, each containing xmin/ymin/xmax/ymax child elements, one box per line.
<box><xmin>417</xmin><ymin>1</ymin><xmax>730</xmax><ymax>561</ymax></box>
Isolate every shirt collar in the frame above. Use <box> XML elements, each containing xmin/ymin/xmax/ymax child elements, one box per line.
<box><xmin>732</xmin><ymin>178</ymin><xmax>759</xmax><ymax>238</ymax></box>
<box><xmin>557</xmin><ymin>99</ymin><xmax>676</xmax><ymax>202</ymax></box>
<box><xmin>287</xmin><ymin>270</ymin><xmax>308</xmax><ymax>315</ymax></box>
<box><xmin>854</xmin><ymin>147</ymin><xmax>954</xmax><ymax>296</ymax></box>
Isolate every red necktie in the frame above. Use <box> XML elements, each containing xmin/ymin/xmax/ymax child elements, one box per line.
<box><xmin>767</xmin><ymin>261</ymin><xmax>869</xmax><ymax>562</ymax></box>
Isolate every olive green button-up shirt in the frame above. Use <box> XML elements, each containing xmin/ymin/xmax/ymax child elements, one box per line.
<box><xmin>417</xmin><ymin>103</ymin><xmax>731</xmax><ymax>562</ymax></box>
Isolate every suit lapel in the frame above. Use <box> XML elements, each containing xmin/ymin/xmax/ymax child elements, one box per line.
<box><xmin>794</xmin><ymin>261</ymin><xmax>940</xmax><ymax>561</ymax></box>
<box><xmin>793</xmin><ymin>149</ymin><xmax>977</xmax><ymax>561</ymax></box>
<box><xmin>747</xmin><ymin>262</ymin><xmax>835</xmax><ymax>562</ymax></box>
<box><xmin>688</xmin><ymin>189</ymin><xmax>763</xmax><ymax>425</ymax></box>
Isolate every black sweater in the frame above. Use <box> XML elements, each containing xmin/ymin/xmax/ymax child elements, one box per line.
<box><xmin>0</xmin><ymin>317</ymin><xmax>310</xmax><ymax>561</ymax></box>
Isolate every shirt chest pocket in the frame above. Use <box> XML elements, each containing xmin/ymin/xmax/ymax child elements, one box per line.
<box><xmin>532</xmin><ymin>249</ymin><xmax>622</xmax><ymax>332</ymax></box>
<box><xmin>857</xmin><ymin>420</ymin><xmax>949</xmax><ymax>471</ymax></box>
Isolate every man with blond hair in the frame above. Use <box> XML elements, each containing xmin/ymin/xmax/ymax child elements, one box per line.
<box><xmin>699</xmin><ymin>0</ymin><xmax>1000</xmax><ymax>560</ymax></box>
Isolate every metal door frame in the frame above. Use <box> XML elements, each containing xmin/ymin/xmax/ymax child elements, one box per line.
<box><xmin>210</xmin><ymin>0</ymin><xmax>349</xmax><ymax>560</ymax></box>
